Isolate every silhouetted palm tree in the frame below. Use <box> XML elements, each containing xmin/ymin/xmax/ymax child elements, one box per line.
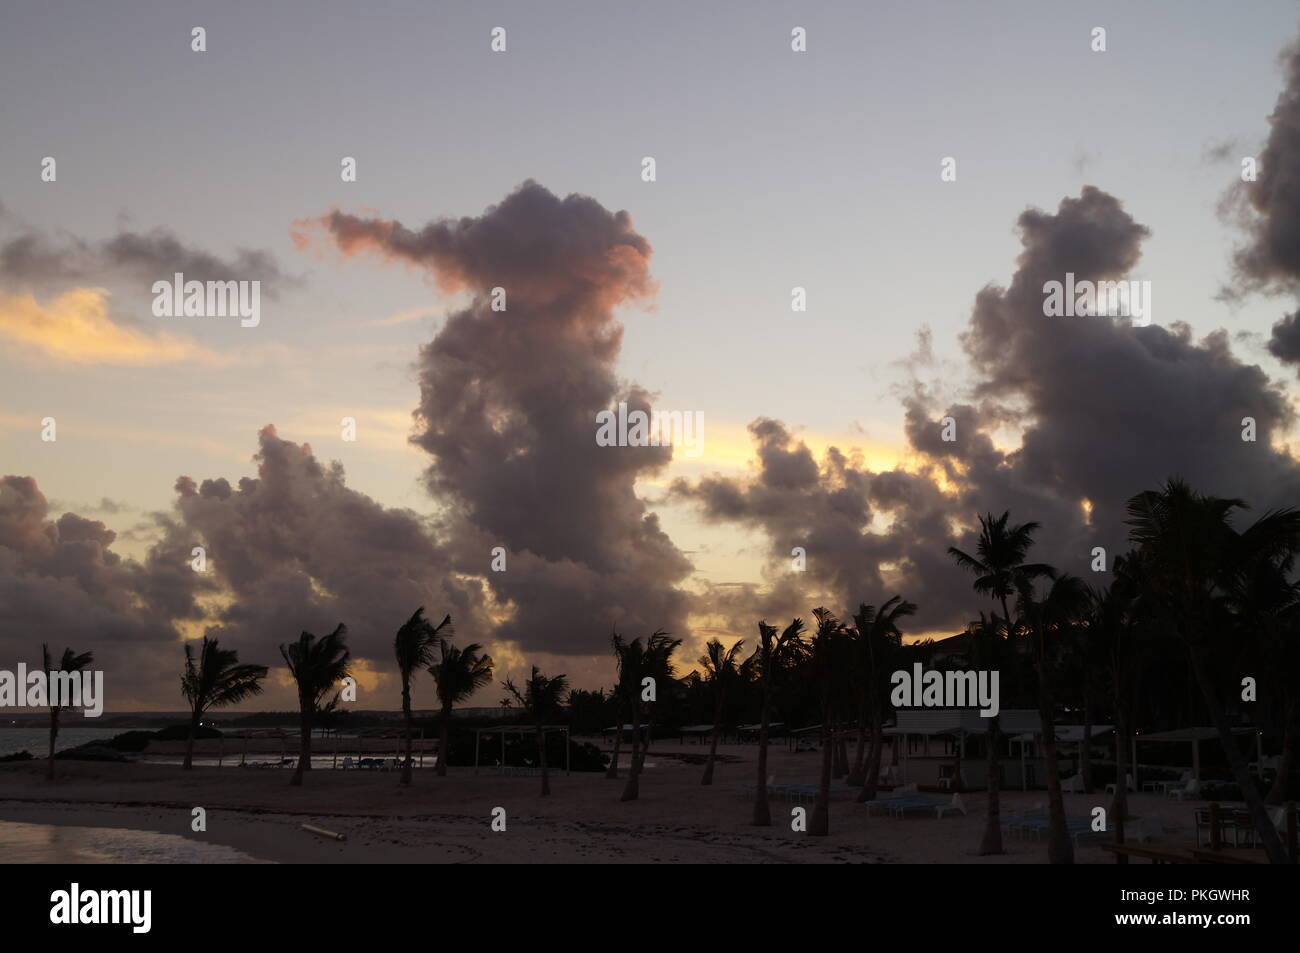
<box><xmin>808</xmin><ymin>608</ymin><xmax>850</xmax><ymax>836</ymax></box>
<box><xmin>393</xmin><ymin>607</ymin><xmax>452</xmax><ymax>786</ymax></box>
<box><xmin>1018</xmin><ymin>572</ymin><xmax>1088</xmax><ymax>864</ymax></box>
<box><xmin>699</xmin><ymin>637</ymin><xmax>745</xmax><ymax>785</ymax></box>
<box><xmin>617</xmin><ymin>630</ymin><xmax>681</xmax><ymax>802</ymax></box>
<box><xmin>42</xmin><ymin>644</ymin><xmax>93</xmax><ymax>781</ymax></box>
<box><xmin>180</xmin><ymin>637</ymin><xmax>267</xmax><ymax>771</ymax></box>
<box><xmin>429</xmin><ymin>641</ymin><xmax>494</xmax><ymax>777</ymax></box>
<box><xmin>745</xmin><ymin>618</ymin><xmax>804</xmax><ymax>825</ymax></box>
<box><xmin>503</xmin><ymin>666</ymin><xmax>569</xmax><ymax>796</ymax></box>
<box><xmin>850</xmin><ymin>597</ymin><xmax>915</xmax><ymax>798</ymax></box>
<box><xmin>1127</xmin><ymin>479</ymin><xmax>1300</xmax><ymax>863</ymax></box>
<box><xmin>279</xmin><ymin>624</ymin><xmax>350</xmax><ymax>787</ymax></box>
<box><xmin>949</xmin><ymin>510</ymin><xmax>1052</xmax><ymax>855</ymax></box>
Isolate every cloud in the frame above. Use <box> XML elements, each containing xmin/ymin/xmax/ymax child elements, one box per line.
<box><xmin>301</xmin><ymin>181</ymin><xmax>693</xmax><ymax>655</ymax></box>
<box><xmin>1225</xmin><ymin>41</ymin><xmax>1300</xmax><ymax>293</ymax></box>
<box><xmin>673</xmin><ymin>186</ymin><xmax>1300</xmax><ymax>636</ymax></box>
<box><xmin>0</xmin><ymin>222</ymin><xmax>295</xmax><ymax>298</ymax></box>
<box><xmin>0</xmin><ymin>288</ymin><xmax>223</xmax><ymax>365</ymax></box>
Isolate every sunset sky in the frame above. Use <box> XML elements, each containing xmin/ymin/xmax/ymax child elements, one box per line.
<box><xmin>5</xmin><ymin>0</ymin><xmax>1300</xmax><ymax>710</ymax></box>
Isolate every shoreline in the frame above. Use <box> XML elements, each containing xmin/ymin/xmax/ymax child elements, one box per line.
<box><xmin>0</xmin><ymin>751</ymin><xmax>1220</xmax><ymax>864</ymax></box>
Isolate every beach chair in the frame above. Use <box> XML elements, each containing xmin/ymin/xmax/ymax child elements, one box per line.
<box><xmin>1169</xmin><ymin>778</ymin><xmax>1201</xmax><ymax>801</ymax></box>
<box><xmin>341</xmin><ymin>757</ymin><xmax>354</xmax><ymax>770</ymax></box>
<box><xmin>1105</xmin><ymin>773</ymin><xmax>1134</xmax><ymax>795</ymax></box>
<box><xmin>936</xmin><ymin>793</ymin><xmax>967</xmax><ymax>819</ymax></box>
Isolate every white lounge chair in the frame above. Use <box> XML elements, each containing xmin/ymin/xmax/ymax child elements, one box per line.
<box><xmin>936</xmin><ymin>793</ymin><xmax>967</xmax><ymax>818</ymax></box>
<box><xmin>1105</xmin><ymin>773</ymin><xmax>1134</xmax><ymax>795</ymax></box>
<box><xmin>1170</xmin><ymin>778</ymin><xmax>1201</xmax><ymax>801</ymax></box>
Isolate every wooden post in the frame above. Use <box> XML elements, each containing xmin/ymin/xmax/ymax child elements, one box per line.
<box><xmin>332</xmin><ymin>731</ymin><xmax>338</xmax><ymax>769</ymax></box>
<box><xmin>218</xmin><ymin>734</ymin><xmax>224</xmax><ymax>768</ymax></box>
<box><xmin>1209</xmin><ymin>802</ymin><xmax>1221</xmax><ymax>851</ymax></box>
<box><xmin>241</xmin><ymin>732</ymin><xmax>247</xmax><ymax>767</ymax></box>
<box><xmin>474</xmin><ymin>728</ymin><xmax>480</xmax><ymax>775</ymax></box>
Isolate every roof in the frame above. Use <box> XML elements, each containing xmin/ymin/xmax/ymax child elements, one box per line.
<box><xmin>1011</xmin><ymin>725</ymin><xmax>1114</xmax><ymax>743</ymax></box>
<box><xmin>1136</xmin><ymin>727</ymin><xmax>1258</xmax><ymax>743</ymax></box>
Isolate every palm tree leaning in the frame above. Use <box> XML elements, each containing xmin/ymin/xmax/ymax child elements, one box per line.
<box><xmin>746</xmin><ymin>618</ymin><xmax>805</xmax><ymax>825</ymax></box>
<box><xmin>429</xmin><ymin>641</ymin><xmax>494</xmax><ymax>777</ymax></box>
<box><xmin>279</xmin><ymin>624</ymin><xmax>350</xmax><ymax>787</ymax></box>
<box><xmin>503</xmin><ymin>666</ymin><xmax>569</xmax><ymax>796</ymax></box>
<box><xmin>808</xmin><ymin>608</ymin><xmax>849</xmax><ymax>836</ymax></box>
<box><xmin>180</xmin><ymin>636</ymin><xmax>268</xmax><ymax>771</ymax></box>
<box><xmin>606</xmin><ymin>631</ymin><xmax>630</xmax><ymax>780</ymax></box>
<box><xmin>42</xmin><ymin>645</ymin><xmax>94</xmax><ymax>781</ymax></box>
<box><xmin>619</xmin><ymin>630</ymin><xmax>681</xmax><ymax>802</ymax></box>
<box><xmin>699</xmin><ymin>638</ymin><xmax>745</xmax><ymax>785</ymax></box>
<box><xmin>948</xmin><ymin>510</ymin><xmax>1053</xmax><ymax>856</ymax></box>
<box><xmin>1126</xmin><ymin>479</ymin><xmax>1300</xmax><ymax>864</ymax></box>
<box><xmin>393</xmin><ymin>607</ymin><xmax>452</xmax><ymax>786</ymax></box>
<box><xmin>1017</xmin><ymin>572</ymin><xmax>1088</xmax><ymax>864</ymax></box>
<box><xmin>851</xmin><ymin>597</ymin><xmax>915</xmax><ymax>799</ymax></box>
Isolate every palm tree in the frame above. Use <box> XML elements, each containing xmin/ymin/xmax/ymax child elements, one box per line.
<box><xmin>1127</xmin><ymin>479</ymin><xmax>1300</xmax><ymax>863</ymax></box>
<box><xmin>948</xmin><ymin>510</ymin><xmax>1053</xmax><ymax>855</ymax></box>
<box><xmin>503</xmin><ymin>666</ymin><xmax>569</xmax><ymax>796</ymax></box>
<box><xmin>698</xmin><ymin>638</ymin><xmax>745</xmax><ymax>785</ymax></box>
<box><xmin>606</xmin><ymin>631</ymin><xmax>629</xmax><ymax>780</ymax></box>
<box><xmin>42</xmin><ymin>645</ymin><xmax>94</xmax><ymax>781</ymax></box>
<box><xmin>849</xmin><ymin>597</ymin><xmax>916</xmax><ymax>795</ymax></box>
<box><xmin>1017</xmin><ymin>572</ymin><xmax>1088</xmax><ymax>864</ymax></box>
<box><xmin>429</xmin><ymin>641</ymin><xmax>494</xmax><ymax>777</ymax></box>
<box><xmin>618</xmin><ymin>630</ymin><xmax>681</xmax><ymax>802</ymax></box>
<box><xmin>279</xmin><ymin>624</ymin><xmax>350</xmax><ymax>787</ymax></box>
<box><xmin>745</xmin><ymin>618</ymin><xmax>805</xmax><ymax>825</ymax></box>
<box><xmin>808</xmin><ymin>607</ymin><xmax>850</xmax><ymax>836</ymax></box>
<box><xmin>393</xmin><ymin>607</ymin><xmax>452</xmax><ymax>786</ymax></box>
<box><xmin>180</xmin><ymin>637</ymin><xmax>267</xmax><ymax>771</ymax></box>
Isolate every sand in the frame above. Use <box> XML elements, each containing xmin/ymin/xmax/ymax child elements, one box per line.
<box><xmin>0</xmin><ymin>742</ymin><xmax>1216</xmax><ymax>863</ymax></box>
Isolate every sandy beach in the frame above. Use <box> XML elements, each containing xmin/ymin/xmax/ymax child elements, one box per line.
<box><xmin>0</xmin><ymin>741</ymin><xmax>1216</xmax><ymax>864</ymax></box>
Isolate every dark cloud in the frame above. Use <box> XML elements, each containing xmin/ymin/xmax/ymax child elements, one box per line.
<box><xmin>0</xmin><ymin>475</ymin><xmax>200</xmax><ymax>708</ymax></box>
<box><xmin>0</xmin><ymin>221</ymin><xmax>294</xmax><ymax>297</ymax></box>
<box><xmin>1227</xmin><ymin>42</ymin><xmax>1300</xmax><ymax>293</ymax></box>
<box><xmin>302</xmin><ymin>181</ymin><xmax>693</xmax><ymax>655</ymax></box>
<box><xmin>157</xmin><ymin>426</ymin><xmax>486</xmax><ymax>680</ymax></box>
<box><xmin>673</xmin><ymin>186</ymin><xmax>1300</xmax><ymax>636</ymax></box>
<box><xmin>1268</xmin><ymin>310</ymin><xmax>1300</xmax><ymax>366</ymax></box>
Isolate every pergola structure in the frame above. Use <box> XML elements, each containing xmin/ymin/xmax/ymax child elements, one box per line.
<box><xmin>1133</xmin><ymin>726</ymin><xmax>1262</xmax><ymax>784</ymax></box>
<box><xmin>473</xmin><ymin>725</ymin><xmax>571</xmax><ymax>775</ymax></box>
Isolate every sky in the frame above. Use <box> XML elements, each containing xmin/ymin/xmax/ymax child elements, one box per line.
<box><xmin>4</xmin><ymin>0</ymin><xmax>1300</xmax><ymax>711</ymax></box>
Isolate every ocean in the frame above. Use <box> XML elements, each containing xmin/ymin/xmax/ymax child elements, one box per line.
<box><xmin>0</xmin><ymin>821</ymin><xmax>267</xmax><ymax>863</ymax></box>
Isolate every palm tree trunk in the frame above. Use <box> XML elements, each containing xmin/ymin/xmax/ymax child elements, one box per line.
<box><xmin>752</xmin><ymin>683</ymin><xmax>772</xmax><ymax>825</ymax></box>
<box><xmin>702</xmin><ymin>694</ymin><xmax>723</xmax><ymax>785</ymax></box>
<box><xmin>606</xmin><ymin>716</ymin><xmax>622</xmax><ymax>780</ymax></box>
<box><xmin>183</xmin><ymin>708</ymin><xmax>200</xmax><ymax>771</ymax></box>
<box><xmin>1267</xmin><ymin>695</ymin><xmax>1295</xmax><ymax>805</ymax></box>
<box><xmin>46</xmin><ymin>706</ymin><xmax>59</xmax><ymax>781</ymax></box>
<box><xmin>833</xmin><ymin>730</ymin><xmax>849</xmax><ymax>779</ymax></box>
<box><xmin>808</xmin><ymin>715</ymin><xmax>833</xmax><ymax>835</ymax></box>
<box><xmin>858</xmin><ymin>685</ymin><xmax>885</xmax><ymax>802</ymax></box>
<box><xmin>538</xmin><ymin>724</ymin><xmax>550</xmax><ymax>796</ymax></box>
<box><xmin>1081</xmin><ymin>676</ymin><xmax>1094</xmax><ymax>794</ymax></box>
<box><xmin>1110</xmin><ymin>673</ymin><xmax>1129</xmax><ymax>863</ymax></box>
<box><xmin>1189</xmin><ymin>643</ymin><xmax>1287</xmax><ymax>863</ymax></box>
<box><xmin>437</xmin><ymin>702</ymin><xmax>451</xmax><ymax>778</ymax></box>
<box><xmin>1037</xmin><ymin>650</ymin><xmax>1073</xmax><ymax>863</ymax></box>
<box><xmin>847</xmin><ymin>699</ymin><xmax>867</xmax><ymax>786</ymax></box>
<box><xmin>979</xmin><ymin>716</ymin><xmax>1004</xmax><ymax>854</ymax></box>
<box><xmin>291</xmin><ymin>705</ymin><xmax>309</xmax><ymax>787</ymax></box>
<box><xmin>399</xmin><ymin>677</ymin><xmax>414</xmax><ymax>786</ymax></box>
<box><xmin>621</xmin><ymin>705</ymin><xmax>642</xmax><ymax>801</ymax></box>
